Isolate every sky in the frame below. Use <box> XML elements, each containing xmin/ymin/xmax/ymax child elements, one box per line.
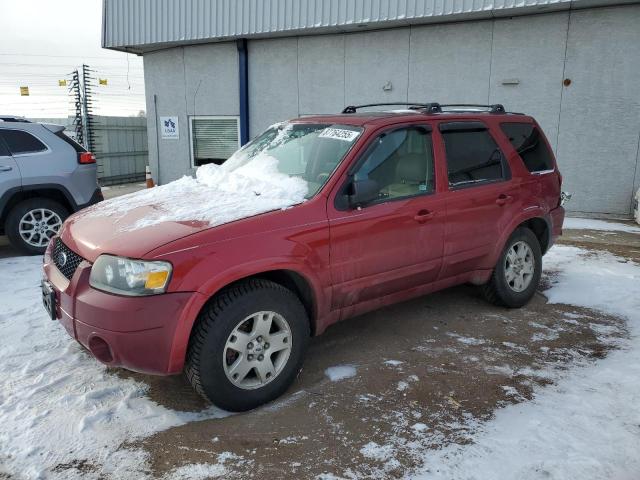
<box><xmin>0</xmin><ymin>0</ymin><xmax>145</xmax><ymax>119</ymax></box>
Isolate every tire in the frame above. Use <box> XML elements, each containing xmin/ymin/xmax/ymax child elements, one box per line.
<box><xmin>185</xmin><ymin>279</ymin><xmax>310</xmax><ymax>412</ymax></box>
<box><xmin>5</xmin><ymin>198</ymin><xmax>69</xmax><ymax>255</ymax></box>
<box><xmin>481</xmin><ymin>227</ymin><xmax>542</xmax><ymax>308</ymax></box>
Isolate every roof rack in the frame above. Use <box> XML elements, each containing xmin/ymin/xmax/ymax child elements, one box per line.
<box><xmin>341</xmin><ymin>102</ymin><xmax>441</xmax><ymax>114</ymax></box>
<box><xmin>0</xmin><ymin>116</ymin><xmax>31</xmax><ymax>123</ymax></box>
<box><xmin>427</xmin><ymin>103</ymin><xmax>506</xmax><ymax>114</ymax></box>
<box><xmin>340</xmin><ymin>103</ymin><xmax>507</xmax><ymax>114</ymax></box>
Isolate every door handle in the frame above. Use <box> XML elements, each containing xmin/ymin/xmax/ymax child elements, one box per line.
<box><xmin>0</xmin><ymin>166</ymin><xmax>12</xmax><ymax>172</ymax></box>
<box><xmin>414</xmin><ymin>209</ymin><xmax>435</xmax><ymax>223</ymax></box>
<box><xmin>496</xmin><ymin>194</ymin><xmax>513</xmax><ymax>206</ymax></box>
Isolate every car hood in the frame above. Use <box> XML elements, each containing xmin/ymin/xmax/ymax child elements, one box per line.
<box><xmin>59</xmin><ymin>205</ymin><xmax>215</xmax><ymax>262</ymax></box>
<box><xmin>59</xmin><ymin>160</ymin><xmax>310</xmax><ymax>262</ymax></box>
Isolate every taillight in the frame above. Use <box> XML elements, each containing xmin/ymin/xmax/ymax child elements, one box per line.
<box><xmin>79</xmin><ymin>152</ymin><xmax>96</xmax><ymax>164</ymax></box>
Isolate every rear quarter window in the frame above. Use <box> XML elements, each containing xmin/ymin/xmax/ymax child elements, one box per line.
<box><xmin>501</xmin><ymin>123</ymin><xmax>554</xmax><ymax>173</ymax></box>
<box><xmin>0</xmin><ymin>129</ymin><xmax>48</xmax><ymax>155</ymax></box>
<box><xmin>54</xmin><ymin>131</ymin><xmax>86</xmax><ymax>153</ymax></box>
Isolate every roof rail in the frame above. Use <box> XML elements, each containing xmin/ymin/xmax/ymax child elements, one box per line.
<box><xmin>0</xmin><ymin>116</ymin><xmax>31</xmax><ymax>123</ymax></box>
<box><xmin>434</xmin><ymin>104</ymin><xmax>506</xmax><ymax>114</ymax></box>
<box><xmin>340</xmin><ymin>103</ymin><xmax>507</xmax><ymax>114</ymax></box>
<box><xmin>341</xmin><ymin>102</ymin><xmax>440</xmax><ymax>114</ymax></box>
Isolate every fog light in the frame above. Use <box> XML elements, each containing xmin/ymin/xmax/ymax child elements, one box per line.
<box><xmin>88</xmin><ymin>336</ymin><xmax>113</xmax><ymax>363</ymax></box>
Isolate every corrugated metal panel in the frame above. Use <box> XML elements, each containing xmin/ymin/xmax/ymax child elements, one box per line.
<box><xmin>103</xmin><ymin>0</ymin><xmax>626</xmax><ymax>52</ymax></box>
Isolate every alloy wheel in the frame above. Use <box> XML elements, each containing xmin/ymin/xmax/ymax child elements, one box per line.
<box><xmin>504</xmin><ymin>240</ymin><xmax>535</xmax><ymax>293</ymax></box>
<box><xmin>18</xmin><ymin>208</ymin><xmax>63</xmax><ymax>248</ymax></box>
<box><xmin>223</xmin><ymin>311</ymin><xmax>292</xmax><ymax>390</ymax></box>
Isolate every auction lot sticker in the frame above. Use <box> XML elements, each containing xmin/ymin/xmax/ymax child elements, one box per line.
<box><xmin>319</xmin><ymin>128</ymin><xmax>360</xmax><ymax>142</ymax></box>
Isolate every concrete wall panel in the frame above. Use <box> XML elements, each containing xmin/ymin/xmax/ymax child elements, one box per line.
<box><xmin>298</xmin><ymin>35</ymin><xmax>345</xmax><ymax>115</ymax></box>
<box><xmin>183</xmin><ymin>42</ymin><xmax>239</xmax><ymax>117</ymax></box>
<box><xmin>489</xmin><ymin>12</ymin><xmax>568</xmax><ymax>152</ymax></box>
<box><xmin>143</xmin><ymin>48</ymin><xmax>191</xmax><ymax>184</ymax></box>
<box><xmin>409</xmin><ymin>21</ymin><xmax>493</xmax><ymax>104</ymax></box>
<box><xmin>556</xmin><ymin>5</ymin><xmax>640</xmax><ymax>215</ymax></box>
<box><xmin>345</xmin><ymin>29</ymin><xmax>410</xmax><ymax>106</ymax></box>
<box><xmin>248</xmin><ymin>37</ymin><xmax>299</xmax><ymax>137</ymax></box>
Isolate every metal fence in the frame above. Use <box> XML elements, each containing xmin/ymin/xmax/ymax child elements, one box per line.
<box><xmin>30</xmin><ymin>115</ymin><xmax>148</xmax><ymax>186</ymax></box>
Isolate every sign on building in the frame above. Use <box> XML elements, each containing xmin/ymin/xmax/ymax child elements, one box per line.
<box><xmin>160</xmin><ymin>116</ymin><xmax>179</xmax><ymax>139</ymax></box>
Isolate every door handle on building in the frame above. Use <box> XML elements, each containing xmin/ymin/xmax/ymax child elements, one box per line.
<box><xmin>496</xmin><ymin>194</ymin><xmax>513</xmax><ymax>206</ymax></box>
<box><xmin>0</xmin><ymin>166</ymin><xmax>13</xmax><ymax>172</ymax></box>
<box><xmin>414</xmin><ymin>209</ymin><xmax>435</xmax><ymax>223</ymax></box>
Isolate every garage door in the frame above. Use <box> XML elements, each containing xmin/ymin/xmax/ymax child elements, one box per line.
<box><xmin>556</xmin><ymin>5</ymin><xmax>640</xmax><ymax>216</ymax></box>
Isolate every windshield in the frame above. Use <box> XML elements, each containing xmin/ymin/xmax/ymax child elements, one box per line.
<box><xmin>223</xmin><ymin>123</ymin><xmax>363</xmax><ymax>198</ymax></box>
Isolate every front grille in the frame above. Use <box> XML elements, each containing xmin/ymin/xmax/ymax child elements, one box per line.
<box><xmin>53</xmin><ymin>238</ymin><xmax>84</xmax><ymax>280</ymax></box>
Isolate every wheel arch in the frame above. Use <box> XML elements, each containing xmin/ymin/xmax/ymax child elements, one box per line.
<box><xmin>490</xmin><ymin>210</ymin><xmax>552</xmax><ymax>266</ymax></box>
<box><xmin>167</xmin><ymin>266</ymin><xmax>323</xmax><ymax>374</ymax></box>
<box><xmin>0</xmin><ymin>185</ymin><xmax>75</xmax><ymax>230</ymax></box>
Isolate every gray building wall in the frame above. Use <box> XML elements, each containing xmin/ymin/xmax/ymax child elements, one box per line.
<box><xmin>143</xmin><ymin>4</ymin><xmax>640</xmax><ymax>217</ymax></box>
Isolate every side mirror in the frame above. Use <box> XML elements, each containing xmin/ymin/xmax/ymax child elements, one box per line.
<box><xmin>348</xmin><ymin>178</ymin><xmax>380</xmax><ymax>207</ymax></box>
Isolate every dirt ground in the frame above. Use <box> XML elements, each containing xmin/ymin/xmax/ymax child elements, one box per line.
<box><xmin>72</xmin><ymin>226</ymin><xmax>633</xmax><ymax>480</ymax></box>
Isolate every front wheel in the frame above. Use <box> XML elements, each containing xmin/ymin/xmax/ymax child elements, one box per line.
<box><xmin>185</xmin><ymin>279</ymin><xmax>310</xmax><ymax>412</ymax></box>
<box><xmin>5</xmin><ymin>198</ymin><xmax>69</xmax><ymax>255</ymax></box>
<box><xmin>481</xmin><ymin>227</ymin><xmax>542</xmax><ymax>308</ymax></box>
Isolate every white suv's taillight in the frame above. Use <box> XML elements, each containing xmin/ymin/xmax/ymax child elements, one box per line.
<box><xmin>78</xmin><ymin>152</ymin><xmax>96</xmax><ymax>164</ymax></box>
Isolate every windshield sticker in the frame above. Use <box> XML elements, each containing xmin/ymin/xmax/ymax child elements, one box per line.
<box><xmin>319</xmin><ymin>128</ymin><xmax>360</xmax><ymax>142</ymax></box>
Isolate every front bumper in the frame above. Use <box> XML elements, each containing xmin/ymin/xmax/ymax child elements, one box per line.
<box><xmin>43</xmin><ymin>241</ymin><xmax>204</xmax><ymax>375</ymax></box>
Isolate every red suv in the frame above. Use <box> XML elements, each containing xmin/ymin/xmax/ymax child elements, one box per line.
<box><xmin>42</xmin><ymin>103</ymin><xmax>565</xmax><ymax>411</ymax></box>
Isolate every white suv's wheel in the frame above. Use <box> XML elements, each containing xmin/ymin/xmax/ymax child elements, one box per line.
<box><xmin>185</xmin><ymin>279</ymin><xmax>309</xmax><ymax>412</ymax></box>
<box><xmin>5</xmin><ymin>198</ymin><xmax>68</xmax><ymax>255</ymax></box>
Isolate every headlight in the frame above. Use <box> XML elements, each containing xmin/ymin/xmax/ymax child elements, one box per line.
<box><xmin>89</xmin><ymin>255</ymin><xmax>172</xmax><ymax>296</ymax></box>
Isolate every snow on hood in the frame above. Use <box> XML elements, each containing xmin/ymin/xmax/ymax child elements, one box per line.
<box><xmin>78</xmin><ymin>155</ymin><xmax>309</xmax><ymax>231</ymax></box>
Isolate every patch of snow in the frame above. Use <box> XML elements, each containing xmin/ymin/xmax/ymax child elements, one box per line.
<box><xmin>413</xmin><ymin>245</ymin><xmax>640</xmax><ymax>479</ymax></box>
<box><xmin>500</xmin><ymin>386</ymin><xmax>522</xmax><ymax>398</ymax></box>
<box><xmin>0</xmin><ymin>256</ymin><xmax>229</xmax><ymax>479</ymax></box>
<box><xmin>446</xmin><ymin>333</ymin><xmax>486</xmax><ymax>346</ymax></box>
<box><xmin>77</xmin><ymin>154</ymin><xmax>308</xmax><ymax>231</ymax></box>
<box><xmin>412</xmin><ymin>423</ymin><xmax>428</xmax><ymax>433</ymax></box>
<box><xmin>531</xmin><ymin>330</ymin><xmax>560</xmax><ymax>342</ymax></box>
<box><xmin>397</xmin><ymin>381</ymin><xmax>409</xmax><ymax>392</ymax></box>
<box><xmin>384</xmin><ymin>359</ymin><xmax>404</xmax><ymax>366</ymax></box>
<box><xmin>324</xmin><ymin>365</ymin><xmax>357</xmax><ymax>382</ymax></box>
<box><xmin>563</xmin><ymin>217</ymin><xmax>640</xmax><ymax>233</ymax></box>
<box><xmin>168</xmin><ymin>462</ymin><xmax>227</xmax><ymax>479</ymax></box>
<box><xmin>360</xmin><ymin>441</ymin><xmax>395</xmax><ymax>462</ymax></box>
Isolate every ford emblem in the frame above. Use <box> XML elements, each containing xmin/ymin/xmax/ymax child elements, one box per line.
<box><xmin>57</xmin><ymin>251</ymin><xmax>68</xmax><ymax>267</ymax></box>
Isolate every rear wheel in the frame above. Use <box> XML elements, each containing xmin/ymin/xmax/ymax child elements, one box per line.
<box><xmin>481</xmin><ymin>227</ymin><xmax>542</xmax><ymax>308</ymax></box>
<box><xmin>185</xmin><ymin>279</ymin><xmax>310</xmax><ymax>412</ymax></box>
<box><xmin>5</xmin><ymin>198</ymin><xmax>68</xmax><ymax>255</ymax></box>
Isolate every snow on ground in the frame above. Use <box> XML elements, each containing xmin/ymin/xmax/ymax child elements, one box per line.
<box><xmin>0</xmin><ymin>255</ymin><xmax>228</xmax><ymax>479</ymax></box>
<box><xmin>77</xmin><ymin>154</ymin><xmax>308</xmax><ymax>231</ymax></box>
<box><xmin>413</xmin><ymin>245</ymin><xmax>640</xmax><ymax>480</ymax></box>
<box><xmin>324</xmin><ymin>365</ymin><xmax>357</xmax><ymax>382</ymax></box>
<box><xmin>563</xmin><ymin>217</ymin><xmax>640</xmax><ymax>233</ymax></box>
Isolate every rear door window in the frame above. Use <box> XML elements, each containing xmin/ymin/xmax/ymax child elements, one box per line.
<box><xmin>0</xmin><ymin>130</ymin><xmax>47</xmax><ymax>155</ymax></box>
<box><xmin>500</xmin><ymin>123</ymin><xmax>554</xmax><ymax>173</ymax></box>
<box><xmin>440</xmin><ymin>123</ymin><xmax>508</xmax><ymax>188</ymax></box>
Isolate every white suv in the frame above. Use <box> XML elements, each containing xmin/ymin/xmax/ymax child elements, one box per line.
<box><xmin>0</xmin><ymin>117</ymin><xmax>102</xmax><ymax>254</ymax></box>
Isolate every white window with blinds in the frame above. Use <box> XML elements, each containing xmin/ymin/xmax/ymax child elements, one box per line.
<box><xmin>189</xmin><ymin>116</ymin><xmax>240</xmax><ymax>167</ymax></box>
